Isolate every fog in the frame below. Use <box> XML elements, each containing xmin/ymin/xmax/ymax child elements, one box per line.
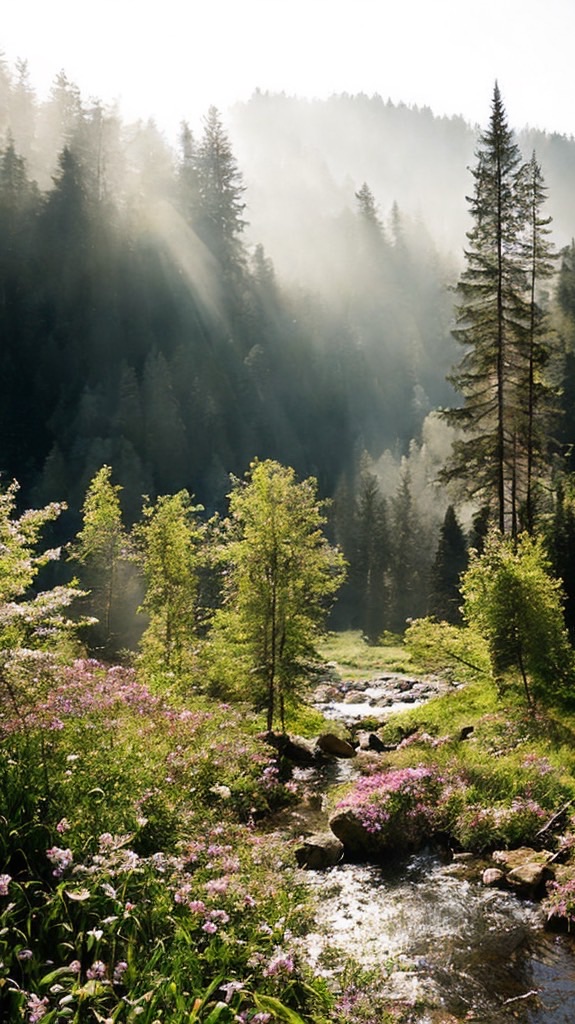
<box><xmin>1</xmin><ymin>57</ymin><xmax>574</xmax><ymax>525</ymax></box>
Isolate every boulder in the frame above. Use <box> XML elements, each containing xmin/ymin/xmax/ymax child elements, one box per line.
<box><xmin>491</xmin><ymin>847</ymin><xmax>554</xmax><ymax>896</ymax></box>
<box><xmin>356</xmin><ymin>730</ymin><xmax>388</xmax><ymax>753</ymax></box>
<box><xmin>482</xmin><ymin>867</ymin><xmax>505</xmax><ymax>887</ymax></box>
<box><xmin>295</xmin><ymin>832</ymin><xmax>344</xmax><ymax>869</ymax></box>
<box><xmin>507</xmin><ymin>861</ymin><xmax>551</xmax><ymax>895</ymax></box>
<box><xmin>328</xmin><ymin>807</ymin><xmax>385</xmax><ymax>860</ymax></box>
<box><xmin>265</xmin><ymin>731</ymin><xmax>319</xmax><ymax>765</ymax></box>
<box><xmin>316</xmin><ymin>733</ymin><xmax>356</xmax><ymax>759</ymax></box>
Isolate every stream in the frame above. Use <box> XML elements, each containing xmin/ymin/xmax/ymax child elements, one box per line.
<box><xmin>288</xmin><ymin>675</ymin><xmax>575</xmax><ymax>1023</ymax></box>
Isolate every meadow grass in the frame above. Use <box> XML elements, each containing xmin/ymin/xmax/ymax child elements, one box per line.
<box><xmin>318</xmin><ymin>630</ymin><xmax>414</xmax><ymax>679</ymax></box>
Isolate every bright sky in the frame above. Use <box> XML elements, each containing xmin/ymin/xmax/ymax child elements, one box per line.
<box><xmin>2</xmin><ymin>0</ymin><xmax>574</xmax><ymax>141</ymax></box>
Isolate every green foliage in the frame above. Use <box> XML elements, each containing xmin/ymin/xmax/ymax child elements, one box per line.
<box><xmin>69</xmin><ymin>465</ymin><xmax>133</xmax><ymax>653</ymax></box>
<box><xmin>403</xmin><ymin>617</ymin><xmax>491</xmax><ymax>684</ymax></box>
<box><xmin>207</xmin><ymin>460</ymin><xmax>346</xmax><ymax>732</ymax></box>
<box><xmin>0</xmin><ymin>482</ymin><xmax>87</xmax><ymax>737</ymax></box>
<box><xmin>0</xmin><ymin>653</ymin><xmax>329</xmax><ymax>1024</ymax></box>
<box><xmin>461</xmin><ymin>530</ymin><xmax>575</xmax><ymax>706</ymax></box>
<box><xmin>442</xmin><ymin>85</ymin><xmax>558</xmax><ymax>535</ymax></box>
<box><xmin>135</xmin><ymin>490</ymin><xmax>205</xmax><ymax>682</ymax></box>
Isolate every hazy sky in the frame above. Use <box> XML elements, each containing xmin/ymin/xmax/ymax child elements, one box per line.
<box><xmin>2</xmin><ymin>0</ymin><xmax>574</xmax><ymax>140</ymax></box>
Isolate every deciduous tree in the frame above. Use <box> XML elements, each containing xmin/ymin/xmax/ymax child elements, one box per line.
<box><xmin>135</xmin><ymin>490</ymin><xmax>204</xmax><ymax>680</ymax></box>
<box><xmin>208</xmin><ymin>460</ymin><xmax>346</xmax><ymax>731</ymax></box>
<box><xmin>461</xmin><ymin>531</ymin><xmax>573</xmax><ymax>706</ymax></box>
<box><xmin>69</xmin><ymin>465</ymin><xmax>131</xmax><ymax>653</ymax></box>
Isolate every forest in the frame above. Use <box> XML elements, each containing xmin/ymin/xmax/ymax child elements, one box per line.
<box><xmin>4</xmin><ymin>51</ymin><xmax>575</xmax><ymax>1024</ymax></box>
<box><xmin>1</xmin><ymin>60</ymin><xmax>575</xmax><ymax>642</ymax></box>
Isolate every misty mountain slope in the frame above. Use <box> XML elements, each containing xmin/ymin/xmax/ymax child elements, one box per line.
<box><xmin>0</xmin><ymin>65</ymin><xmax>574</xmax><ymax>523</ymax></box>
<box><xmin>229</xmin><ymin>91</ymin><xmax>575</xmax><ymax>285</ymax></box>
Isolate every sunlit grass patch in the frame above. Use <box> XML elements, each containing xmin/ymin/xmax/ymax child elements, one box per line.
<box><xmin>318</xmin><ymin>630</ymin><xmax>413</xmax><ymax>680</ymax></box>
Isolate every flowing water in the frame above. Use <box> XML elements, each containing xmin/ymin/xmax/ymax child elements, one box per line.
<box><xmin>289</xmin><ymin>683</ymin><xmax>575</xmax><ymax>1023</ymax></box>
<box><xmin>300</xmin><ymin>852</ymin><xmax>575</xmax><ymax>1022</ymax></box>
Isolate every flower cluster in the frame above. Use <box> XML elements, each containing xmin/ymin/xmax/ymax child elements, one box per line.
<box><xmin>46</xmin><ymin>846</ymin><xmax>73</xmax><ymax>877</ymax></box>
<box><xmin>543</xmin><ymin>877</ymin><xmax>575</xmax><ymax>928</ymax></box>
<box><xmin>336</xmin><ymin>764</ymin><xmax>446</xmax><ymax>847</ymax></box>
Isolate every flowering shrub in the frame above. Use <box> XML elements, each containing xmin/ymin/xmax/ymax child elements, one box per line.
<box><xmin>543</xmin><ymin>877</ymin><xmax>575</xmax><ymax>930</ymax></box>
<box><xmin>1</xmin><ymin>659</ymin><xmax>300</xmax><ymax>864</ymax></box>
<box><xmin>0</xmin><ymin>653</ymin><xmax>318</xmax><ymax>1023</ymax></box>
<box><xmin>335</xmin><ymin>764</ymin><xmax>450</xmax><ymax>850</ymax></box>
<box><xmin>453</xmin><ymin>798</ymin><xmax>548</xmax><ymax>853</ymax></box>
<box><xmin>333</xmin><ymin>749</ymin><xmax>568</xmax><ymax>856</ymax></box>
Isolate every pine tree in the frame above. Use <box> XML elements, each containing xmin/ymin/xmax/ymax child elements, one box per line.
<box><xmin>196</xmin><ymin>106</ymin><xmax>247</xmax><ymax>276</ymax></box>
<box><xmin>387</xmin><ymin>468</ymin><xmax>429</xmax><ymax>633</ymax></box>
<box><xmin>441</xmin><ymin>84</ymin><xmax>528</xmax><ymax>534</ymax></box>
<box><xmin>518</xmin><ymin>153</ymin><xmax>558</xmax><ymax>531</ymax></box>
<box><xmin>352</xmin><ymin>466</ymin><xmax>389</xmax><ymax>642</ymax></box>
<box><xmin>428</xmin><ymin>505</ymin><xmax>468</xmax><ymax>624</ymax></box>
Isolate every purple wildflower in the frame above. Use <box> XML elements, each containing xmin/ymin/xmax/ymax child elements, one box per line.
<box><xmin>86</xmin><ymin>960</ymin><xmax>107</xmax><ymax>981</ymax></box>
<box><xmin>46</xmin><ymin>846</ymin><xmax>73</xmax><ymax>877</ymax></box>
<box><xmin>27</xmin><ymin>994</ymin><xmax>49</xmax><ymax>1023</ymax></box>
<box><xmin>263</xmin><ymin>953</ymin><xmax>294</xmax><ymax>977</ymax></box>
<box><xmin>220</xmin><ymin>980</ymin><xmax>244</xmax><ymax>1003</ymax></box>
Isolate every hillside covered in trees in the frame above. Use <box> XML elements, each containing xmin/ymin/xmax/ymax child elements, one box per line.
<box><xmin>2</xmin><ymin>57</ymin><xmax>575</xmax><ymax>642</ymax></box>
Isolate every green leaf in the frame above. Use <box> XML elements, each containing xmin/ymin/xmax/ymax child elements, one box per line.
<box><xmin>253</xmin><ymin>993</ymin><xmax>308</xmax><ymax>1024</ymax></box>
<box><xmin>204</xmin><ymin>1001</ymin><xmax>231</xmax><ymax>1023</ymax></box>
<box><xmin>64</xmin><ymin>887</ymin><xmax>91</xmax><ymax>901</ymax></box>
<box><xmin>39</xmin><ymin>965</ymin><xmax>77</xmax><ymax>985</ymax></box>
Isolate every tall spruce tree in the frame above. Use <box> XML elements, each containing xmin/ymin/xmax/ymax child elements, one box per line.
<box><xmin>196</xmin><ymin>106</ymin><xmax>247</xmax><ymax>277</ymax></box>
<box><xmin>442</xmin><ymin>85</ymin><xmax>528</xmax><ymax>534</ymax></box>
<box><xmin>353</xmin><ymin>467</ymin><xmax>389</xmax><ymax>642</ymax></box>
<box><xmin>518</xmin><ymin>153</ymin><xmax>558</xmax><ymax>531</ymax></box>
<box><xmin>428</xmin><ymin>504</ymin><xmax>468</xmax><ymax>624</ymax></box>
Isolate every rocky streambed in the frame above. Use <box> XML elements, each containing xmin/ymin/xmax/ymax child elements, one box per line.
<box><xmin>313</xmin><ymin>669</ymin><xmax>458</xmax><ymax>723</ymax></box>
<box><xmin>268</xmin><ymin>671</ymin><xmax>575</xmax><ymax>1023</ymax></box>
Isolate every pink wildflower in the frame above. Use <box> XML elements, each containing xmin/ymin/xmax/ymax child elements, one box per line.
<box><xmin>46</xmin><ymin>846</ymin><xmax>73</xmax><ymax>877</ymax></box>
<box><xmin>263</xmin><ymin>953</ymin><xmax>295</xmax><ymax>977</ymax></box>
<box><xmin>27</xmin><ymin>994</ymin><xmax>49</xmax><ymax>1023</ymax></box>
<box><xmin>86</xmin><ymin>960</ymin><xmax>107</xmax><ymax>981</ymax></box>
<box><xmin>205</xmin><ymin>877</ymin><xmax>228</xmax><ymax>895</ymax></box>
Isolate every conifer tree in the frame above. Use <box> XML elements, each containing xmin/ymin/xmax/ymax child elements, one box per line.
<box><xmin>428</xmin><ymin>505</ymin><xmax>468</xmax><ymax>623</ymax></box>
<box><xmin>196</xmin><ymin>106</ymin><xmax>247</xmax><ymax>276</ymax></box>
<box><xmin>518</xmin><ymin>153</ymin><xmax>558</xmax><ymax>531</ymax></box>
<box><xmin>352</xmin><ymin>467</ymin><xmax>389</xmax><ymax>642</ymax></box>
<box><xmin>442</xmin><ymin>84</ymin><xmax>527</xmax><ymax>534</ymax></box>
<box><xmin>387</xmin><ymin>468</ymin><xmax>429</xmax><ymax>632</ymax></box>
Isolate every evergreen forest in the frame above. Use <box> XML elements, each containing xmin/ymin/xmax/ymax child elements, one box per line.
<box><xmin>2</xmin><ymin>62</ymin><xmax>575</xmax><ymax>642</ymax></box>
